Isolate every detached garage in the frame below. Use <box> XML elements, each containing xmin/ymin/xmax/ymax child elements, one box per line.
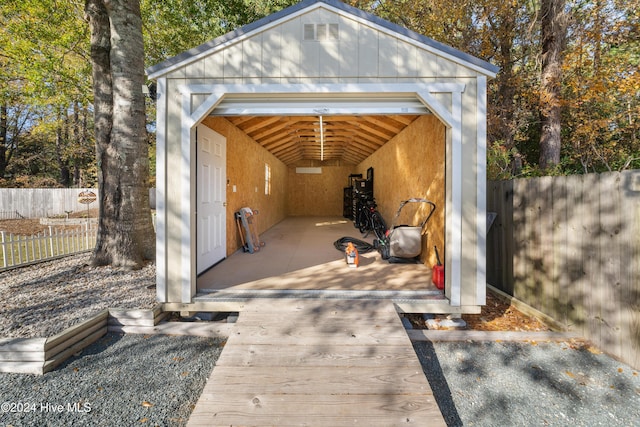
<box><xmin>146</xmin><ymin>0</ymin><xmax>498</xmax><ymax>314</ymax></box>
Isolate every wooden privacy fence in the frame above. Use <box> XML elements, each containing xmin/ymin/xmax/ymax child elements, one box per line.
<box><xmin>0</xmin><ymin>224</ymin><xmax>97</xmax><ymax>270</ymax></box>
<box><xmin>487</xmin><ymin>170</ymin><xmax>640</xmax><ymax>369</ymax></box>
<box><xmin>0</xmin><ymin>188</ymin><xmax>156</xmax><ymax>218</ymax></box>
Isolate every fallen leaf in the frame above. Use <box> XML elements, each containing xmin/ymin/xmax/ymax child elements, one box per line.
<box><xmin>139</xmin><ymin>418</ymin><xmax>148</xmax><ymax>423</ymax></box>
<box><xmin>587</xmin><ymin>346</ymin><xmax>602</xmax><ymax>354</ymax></box>
<box><xmin>565</xmin><ymin>370</ymin><xmax>575</xmax><ymax>378</ymax></box>
<box><xmin>618</xmin><ymin>368</ymin><xmax>624</xmax><ymax>373</ymax></box>
<box><xmin>181</xmin><ymin>371</ymin><xmax>189</xmax><ymax>377</ymax></box>
<box><xmin>141</xmin><ymin>401</ymin><xmax>153</xmax><ymax>408</ymax></box>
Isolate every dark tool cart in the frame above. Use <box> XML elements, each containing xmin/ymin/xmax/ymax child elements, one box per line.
<box><xmin>343</xmin><ymin>174</ymin><xmax>362</xmax><ymax>219</ymax></box>
<box><xmin>352</xmin><ymin>167</ymin><xmax>374</xmax><ymax>228</ymax></box>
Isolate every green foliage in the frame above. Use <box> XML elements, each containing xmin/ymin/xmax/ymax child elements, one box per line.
<box><xmin>1</xmin><ymin>0</ymin><xmax>300</xmax><ymax>188</ymax></box>
<box><xmin>1</xmin><ymin>0</ymin><xmax>638</xmax><ymax>184</ymax></box>
<box><xmin>141</xmin><ymin>0</ymin><xmax>299</xmax><ymax>66</ymax></box>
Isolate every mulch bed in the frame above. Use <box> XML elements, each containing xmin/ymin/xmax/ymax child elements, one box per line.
<box><xmin>406</xmin><ymin>291</ymin><xmax>551</xmax><ymax>332</ymax></box>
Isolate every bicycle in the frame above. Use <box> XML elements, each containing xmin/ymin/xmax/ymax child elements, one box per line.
<box><xmin>354</xmin><ymin>195</ymin><xmax>387</xmax><ymax>241</ymax></box>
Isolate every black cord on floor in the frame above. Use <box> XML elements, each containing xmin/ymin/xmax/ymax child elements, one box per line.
<box><xmin>333</xmin><ymin>236</ymin><xmax>376</xmax><ymax>254</ymax></box>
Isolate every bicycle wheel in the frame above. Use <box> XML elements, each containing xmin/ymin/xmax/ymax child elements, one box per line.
<box><xmin>370</xmin><ymin>211</ymin><xmax>387</xmax><ymax>241</ymax></box>
<box><xmin>357</xmin><ymin>210</ymin><xmax>369</xmax><ymax>233</ymax></box>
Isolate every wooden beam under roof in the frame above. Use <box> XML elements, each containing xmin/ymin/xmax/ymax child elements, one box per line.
<box><xmin>222</xmin><ymin>114</ymin><xmax>420</xmax><ymax>165</ymax></box>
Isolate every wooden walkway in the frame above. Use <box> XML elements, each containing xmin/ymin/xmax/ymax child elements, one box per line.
<box><xmin>187</xmin><ymin>299</ymin><xmax>446</xmax><ymax>426</ymax></box>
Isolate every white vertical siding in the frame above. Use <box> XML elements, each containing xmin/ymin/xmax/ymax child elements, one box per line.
<box><xmin>378</xmin><ymin>36</ymin><xmax>398</xmax><ymax>78</ymax></box>
<box><xmin>262</xmin><ymin>26</ymin><xmax>282</xmax><ymax>77</ymax></box>
<box><xmin>243</xmin><ymin>33</ymin><xmax>263</xmax><ymax>77</ymax></box>
<box><xmin>280</xmin><ymin>19</ymin><xmax>301</xmax><ymax>78</ymax></box>
<box><xmin>203</xmin><ymin>50</ymin><xmax>224</xmax><ymax>77</ymax></box>
<box><xmin>397</xmin><ymin>42</ymin><xmax>418</xmax><ymax>78</ymax></box>
<box><xmin>416</xmin><ymin>49</ymin><xmax>439</xmax><ymax>77</ymax></box>
<box><xmin>167</xmin><ymin>12</ymin><xmax>481</xmax><ymax>83</ymax></box>
<box><xmin>224</xmin><ymin>43</ymin><xmax>243</xmax><ymax>78</ymax></box>
<box><xmin>338</xmin><ymin>15</ymin><xmax>359</xmax><ymax>77</ymax></box>
<box><xmin>357</xmin><ymin>23</ymin><xmax>378</xmax><ymax>78</ymax></box>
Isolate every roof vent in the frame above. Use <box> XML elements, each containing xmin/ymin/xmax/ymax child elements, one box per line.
<box><xmin>304</xmin><ymin>23</ymin><xmax>339</xmax><ymax>41</ymax></box>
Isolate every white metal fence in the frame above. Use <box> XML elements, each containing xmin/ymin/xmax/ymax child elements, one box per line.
<box><xmin>0</xmin><ymin>224</ymin><xmax>97</xmax><ymax>270</ymax></box>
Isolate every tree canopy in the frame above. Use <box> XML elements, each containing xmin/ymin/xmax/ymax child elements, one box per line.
<box><xmin>0</xmin><ymin>0</ymin><xmax>638</xmax><ymax>184</ymax></box>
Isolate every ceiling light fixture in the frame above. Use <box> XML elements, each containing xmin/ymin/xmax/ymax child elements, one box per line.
<box><xmin>319</xmin><ymin>115</ymin><xmax>324</xmax><ymax>161</ymax></box>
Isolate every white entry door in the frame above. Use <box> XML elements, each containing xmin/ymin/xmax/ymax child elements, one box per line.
<box><xmin>196</xmin><ymin>124</ymin><xmax>226</xmax><ymax>274</ymax></box>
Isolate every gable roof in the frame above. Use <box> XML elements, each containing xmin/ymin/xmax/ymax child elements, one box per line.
<box><xmin>146</xmin><ymin>0</ymin><xmax>499</xmax><ymax>79</ymax></box>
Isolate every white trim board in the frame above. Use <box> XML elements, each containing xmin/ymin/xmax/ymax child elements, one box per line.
<box><xmin>175</xmin><ymin>82</ymin><xmax>466</xmax><ymax>306</ymax></box>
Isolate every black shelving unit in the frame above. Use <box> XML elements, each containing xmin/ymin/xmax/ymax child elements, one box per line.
<box><xmin>343</xmin><ymin>174</ymin><xmax>362</xmax><ymax>219</ymax></box>
<box><xmin>350</xmin><ymin>168</ymin><xmax>374</xmax><ymax>227</ymax></box>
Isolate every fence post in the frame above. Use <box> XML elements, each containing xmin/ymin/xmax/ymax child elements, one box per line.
<box><xmin>9</xmin><ymin>233</ymin><xmax>15</xmax><ymax>266</ymax></box>
<box><xmin>48</xmin><ymin>226</ymin><xmax>54</xmax><ymax>257</ymax></box>
<box><xmin>16</xmin><ymin>235</ymin><xmax>23</xmax><ymax>265</ymax></box>
<box><xmin>1</xmin><ymin>231</ymin><xmax>6</xmax><ymax>268</ymax></box>
<box><xmin>29</xmin><ymin>234</ymin><xmax>35</xmax><ymax>262</ymax></box>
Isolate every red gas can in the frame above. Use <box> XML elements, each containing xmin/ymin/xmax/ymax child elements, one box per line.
<box><xmin>432</xmin><ymin>246</ymin><xmax>444</xmax><ymax>290</ymax></box>
<box><xmin>432</xmin><ymin>265</ymin><xmax>445</xmax><ymax>290</ymax></box>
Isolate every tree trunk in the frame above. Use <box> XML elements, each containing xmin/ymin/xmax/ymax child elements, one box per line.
<box><xmin>539</xmin><ymin>0</ymin><xmax>568</xmax><ymax>171</ymax></box>
<box><xmin>55</xmin><ymin>109</ymin><xmax>72</xmax><ymax>187</ymax></box>
<box><xmin>86</xmin><ymin>0</ymin><xmax>155</xmax><ymax>269</ymax></box>
<box><xmin>0</xmin><ymin>105</ymin><xmax>7</xmax><ymax>178</ymax></box>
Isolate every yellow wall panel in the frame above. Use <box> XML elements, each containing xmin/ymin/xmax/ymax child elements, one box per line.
<box><xmin>286</xmin><ymin>161</ymin><xmax>354</xmax><ymax>216</ymax></box>
<box><xmin>357</xmin><ymin>115</ymin><xmax>445</xmax><ymax>268</ymax></box>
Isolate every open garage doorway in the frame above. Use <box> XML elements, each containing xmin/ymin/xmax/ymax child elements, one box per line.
<box><xmin>194</xmin><ymin>106</ymin><xmax>446</xmax><ymax>298</ymax></box>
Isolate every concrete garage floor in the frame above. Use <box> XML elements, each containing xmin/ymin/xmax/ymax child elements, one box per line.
<box><xmin>197</xmin><ymin>216</ymin><xmax>443</xmax><ymax>298</ymax></box>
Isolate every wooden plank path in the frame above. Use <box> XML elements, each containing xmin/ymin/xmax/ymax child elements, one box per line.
<box><xmin>187</xmin><ymin>299</ymin><xmax>446</xmax><ymax>426</ymax></box>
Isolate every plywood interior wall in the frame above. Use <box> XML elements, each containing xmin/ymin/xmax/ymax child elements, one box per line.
<box><xmin>357</xmin><ymin>115</ymin><xmax>446</xmax><ymax>267</ymax></box>
<box><xmin>203</xmin><ymin>114</ymin><xmax>445</xmax><ymax>262</ymax></box>
<box><xmin>286</xmin><ymin>160</ymin><xmax>354</xmax><ymax>216</ymax></box>
<box><xmin>201</xmin><ymin>117</ymin><xmax>288</xmax><ymax>255</ymax></box>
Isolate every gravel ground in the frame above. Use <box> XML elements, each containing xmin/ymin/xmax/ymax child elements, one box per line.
<box><xmin>0</xmin><ymin>254</ymin><xmax>156</xmax><ymax>338</ymax></box>
<box><xmin>416</xmin><ymin>341</ymin><xmax>640</xmax><ymax>427</ymax></box>
<box><xmin>0</xmin><ymin>333</ymin><xmax>224</xmax><ymax>427</ymax></box>
<box><xmin>2</xmin><ymin>337</ymin><xmax>637</xmax><ymax>427</ymax></box>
